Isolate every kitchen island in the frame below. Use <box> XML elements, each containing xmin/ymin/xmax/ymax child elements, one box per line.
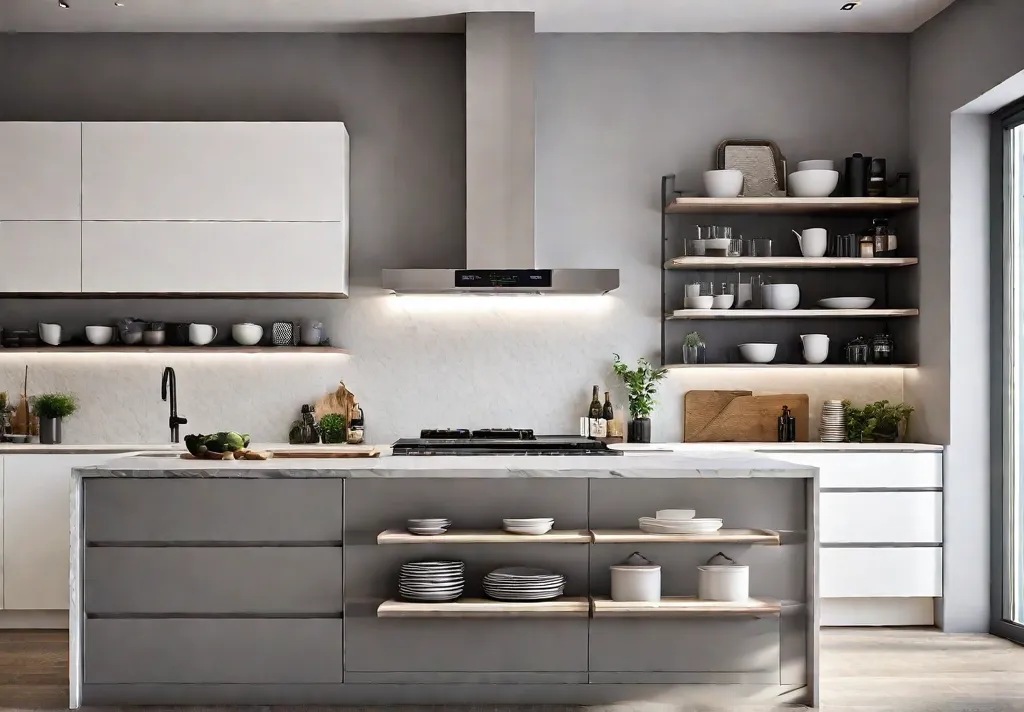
<box><xmin>70</xmin><ymin>452</ymin><xmax>819</xmax><ymax>708</ymax></box>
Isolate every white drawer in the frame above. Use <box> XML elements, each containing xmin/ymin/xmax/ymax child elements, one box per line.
<box><xmin>761</xmin><ymin>452</ymin><xmax>942</xmax><ymax>489</ymax></box>
<box><xmin>821</xmin><ymin>547</ymin><xmax>941</xmax><ymax>598</ymax></box>
<box><xmin>821</xmin><ymin>492</ymin><xmax>942</xmax><ymax>543</ymax></box>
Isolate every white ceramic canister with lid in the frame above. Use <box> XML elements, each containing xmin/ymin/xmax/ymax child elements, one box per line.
<box><xmin>697</xmin><ymin>552</ymin><xmax>749</xmax><ymax>602</ymax></box>
<box><xmin>610</xmin><ymin>552</ymin><xmax>661</xmax><ymax>602</ymax></box>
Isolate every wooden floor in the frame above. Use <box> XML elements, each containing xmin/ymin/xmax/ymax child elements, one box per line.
<box><xmin>3</xmin><ymin>628</ymin><xmax>1024</xmax><ymax>710</ymax></box>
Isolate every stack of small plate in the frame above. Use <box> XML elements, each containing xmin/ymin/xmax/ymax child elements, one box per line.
<box><xmin>483</xmin><ymin>567</ymin><xmax>565</xmax><ymax>601</ymax></box>
<box><xmin>502</xmin><ymin>517</ymin><xmax>554</xmax><ymax>535</ymax></box>
<box><xmin>398</xmin><ymin>561</ymin><xmax>464</xmax><ymax>601</ymax></box>
<box><xmin>639</xmin><ymin>516</ymin><xmax>723</xmax><ymax>534</ymax></box>
<box><xmin>820</xmin><ymin>400</ymin><xmax>847</xmax><ymax>443</ymax></box>
<box><xmin>406</xmin><ymin>518</ymin><xmax>451</xmax><ymax>536</ymax></box>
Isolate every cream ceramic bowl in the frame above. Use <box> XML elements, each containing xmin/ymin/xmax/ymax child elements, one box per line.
<box><xmin>231</xmin><ymin>323</ymin><xmax>264</xmax><ymax>346</ymax></box>
<box><xmin>702</xmin><ymin>169</ymin><xmax>744</xmax><ymax>198</ymax></box>
<box><xmin>85</xmin><ymin>325</ymin><xmax>114</xmax><ymax>345</ymax></box>
<box><xmin>787</xmin><ymin>169</ymin><xmax>840</xmax><ymax>197</ymax></box>
<box><xmin>739</xmin><ymin>343</ymin><xmax>778</xmax><ymax>364</ymax></box>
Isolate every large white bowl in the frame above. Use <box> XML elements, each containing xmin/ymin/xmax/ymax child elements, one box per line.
<box><xmin>764</xmin><ymin>284</ymin><xmax>800</xmax><ymax>310</ymax></box>
<box><xmin>797</xmin><ymin>159</ymin><xmax>835</xmax><ymax>171</ymax></box>
<box><xmin>231</xmin><ymin>323</ymin><xmax>264</xmax><ymax>346</ymax></box>
<box><xmin>739</xmin><ymin>343</ymin><xmax>778</xmax><ymax>364</ymax></box>
<box><xmin>788</xmin><ymin>169</ymin><xmax>840</xmax><ymax>198</ymax></box>
<box><xmin>684</xmin><ymin>295</ymin><xmax>714</xmax><ymax>309</ymax></box>
<box><xmin>818</xmin><ymin>297</ymin><xmax>875</xmax><ymax>309</ymax></box>
<box><xmin>703</xmin><ymin>169</ymin><xmax>744</xmax><ymax>198</ymax></box>
<box><xmin>85</xmin><ymin>325</ymin><xmax>114</xmax><ymax>345</ymax></box>
<box><xmin>711</xmin><ymin>294</ymin><xmax>735</xmax><ymax>310</ymax></box>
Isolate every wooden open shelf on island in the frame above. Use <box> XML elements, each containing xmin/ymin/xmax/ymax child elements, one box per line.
<box><xmin>376</xmin><ymin>529</ymin><xmax>593</xmax><ymax>544</ymax></box>
<box><xmin>377</xmin><ymin>597</ymin><xmax>591</xmax><ymax>619</ymax></box>
<box><xmin>590</xmin><ymin>595</ymin><xmax>782</xmax><ymax>618</ymax></box>
<box><xmin>590</xmin><ymin>528</ymin><xmax>781</xmax><ymax>545</ymax></box>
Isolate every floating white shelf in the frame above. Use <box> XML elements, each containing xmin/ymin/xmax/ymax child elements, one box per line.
<box><xmin>665</xmin><ymin>196</ymin><xmax>920</xmax><ymax>214</ymax></box>
<box><xmin>666</xmin><ymin>309</ymin><xmax>919</xmax><ymax>320</ymax></box>
<box><xmin>0</xmin><ymin>346</ymin><xmax>350</xmax><ymax>354</ymax></box>
<box><xmin>665</xmin><ymin>256</ymin><xmax>918</xmax><ymax>270</ymax></box>
<box><xmin>377</xmin><ymin>597</ymin><xmax>591</xmax><ymax>619</ymax></box>
<box><xmin>590</xmin><ymin>595</ymin><xmax>782</xmax><ymax>618</ymax></box>
<box><xmin>590</xmin><ymin>528</ymin><xmax>780</xmax><ymax>545</ymax></box>
<box><xmin>662</xmin><ymin>363</ymin><xmax>918</xmax><ymax>370</ymax></box>
<box><xmin>376</xmin><ymin>529</ymin><xmax>592</xmax><ymax>544</ymax></box>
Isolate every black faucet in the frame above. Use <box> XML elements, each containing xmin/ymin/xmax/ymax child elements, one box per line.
<box><xmin>161</xmin><ymin>367</ymin><xmax>188</xmax><ymax>443</ymax></box>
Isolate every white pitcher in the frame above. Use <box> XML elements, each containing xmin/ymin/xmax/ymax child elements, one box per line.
<box><xmin>792</xmin><ymin>228</ymin><xmax>828</xmax><ymax>258</ymax></box>
<box><xmin>800</xmin><ymin>334</ymin><xmax>830</xmax><ymax>364</ymax></box>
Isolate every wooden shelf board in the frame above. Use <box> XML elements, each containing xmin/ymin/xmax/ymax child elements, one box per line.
<box><xmin>377</xmin><ymin>529</ymin><xmax>593</xmax><ymax>544</ymax></box>
<box><xmin>666</xmin><ymin>308</ymin><xmax>918</xmax><ymax>320</ymax></box>
<box><xmin>665</xmin><ymin>196</ymin><xmax>920</xmax><ymax>214</ymax></box>
<box><xmin>590</xmin><ymin>595</ymin><xmax>781</xmax><ymax>618</ymax></box>
<box><xmin>377</xmin><ymin>597</ymin><xmax>590</xmax><ymax>619</ymax></box>
<box><xmin>0</xmin><ymin>346</ymin><xmax>351</xmax><ymax>354</ymax></box>
<box><xmin>665</xmin><ymin>257</ymin><xmax>918</xmax><ymax>270</ymax></box>
<box><xmin>590</xmin><ymin>528</ymin><xmax>780</xmax><ymax>545</ymax></box>
<box><xmin>662</xmin><ymin>363</ymin><xmax>918</xmax><ymax>370</ymax></box>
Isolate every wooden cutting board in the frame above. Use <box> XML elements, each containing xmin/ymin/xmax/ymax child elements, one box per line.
<box><xmin>684</xmin><ymin>390</ymin><xmax>809</xmax><ymax>443</ymax></box>
<box><xmin>270</xmin><ymin>447</ymin><xmax>380</xmax><ymax>459</ymax></box>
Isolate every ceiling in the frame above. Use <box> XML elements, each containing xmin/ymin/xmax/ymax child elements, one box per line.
<box><xmin>0</xmin><ymin>0</ymin><xmax>958</xmax><ymax>33</ymax></box>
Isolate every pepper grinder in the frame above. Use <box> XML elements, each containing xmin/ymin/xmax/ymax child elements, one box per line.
<box><xmin>778</xmin><ymin>405</ymin><xmax>797</xmax><ymax>443</ymax></box>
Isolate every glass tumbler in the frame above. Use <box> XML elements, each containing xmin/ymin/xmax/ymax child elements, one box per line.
<box><xmin>748</xmin><ymin>238</ymin><xmax>772</xmax><ymax>257</ymax></box>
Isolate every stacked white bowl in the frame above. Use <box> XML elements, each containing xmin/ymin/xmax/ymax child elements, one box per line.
<box><xmin>406</xmin><ymin>518</ymin><xmax>451</xmax><ymax>536</ymax></box>
<box><xmin>502</xmin><ymin>517</ymin><xmax>554</xmax><ymax>535</ymax></box>
<box><xmin>638</xmin><ymin>509</ymin><xmax>723</xmax><ymax>534</ymax></box>
<box><xmin>788</xmin><ymin>159</ymin><xmax>839</xmax><ymax>198</ymax></box>
<box><xmin>820</xmin><ymin>400</ymin><xmax>847</xmax><ymax>443</ymax></box>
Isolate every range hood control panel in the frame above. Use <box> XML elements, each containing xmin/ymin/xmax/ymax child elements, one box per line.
<box><xmin>454</xmin><ymin>270</ymin><xmax>553</xmax><ymax>289</ymax></box>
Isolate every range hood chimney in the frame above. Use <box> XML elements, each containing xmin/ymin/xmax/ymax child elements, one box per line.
<box><xmin>382</xmin><ymin>12</ymin><xmax>619</xmax><ymax>295</ymax></box>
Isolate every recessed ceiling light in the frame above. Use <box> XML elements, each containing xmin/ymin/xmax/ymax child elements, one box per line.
<box><xmin>57</xmin><ymin>0</ymin><xmax>69</xmax><ymax>7</ymax></box>
<box><xmin>840</xmin><ymin>2</ymin><xmax>860</xmax><ymax>9</ymax></box>
<box><xmin>114</xmin><ymin>1</ymin><xmax>124</xmax><ymax>5</ymax></box>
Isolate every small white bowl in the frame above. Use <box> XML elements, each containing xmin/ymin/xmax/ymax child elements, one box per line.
<box><xmin>797</xmin><ymin>159</ymin><xmax>835</xmax><ymax>171</ymax></box>
<box><xmin>656</xmin><ymin>509</ymin><xmax>696</xmax><ymax>520</ymax></box>
<box><xmin>711</xmin><ymin>294</ymin><xmax>735</xmax><ymax>309</ymax></box>
<box><xmin>764</xmin><ymin>284</ymin><xmax>800</xmax><ymax>311</ymax></box>
<box><xmin>818</xmin><ymin>297</ymin><xmax>875</xmax><ymax>309</ymax></box>
<box><xmin>788</xmin><ymin>169</ymin><xmax>840</xmax><ymax>198</ymax></box>
<box><xmin>231</xmin><ymin>323</ymin><xmax>264</xmax><ymax>346</ymax></box>
<box><xmin>739</xmin><ymin>343</ymin><xmax>778</xmax><ymax>364</ymax></box>
<box><xmin>703</xmin><ymin>169</ymin><xmax>744</xmax><ymax>198</ymax></box>
<box><xmin>85</xmin><ymin>325</ymin><xmax>114</xmax><ymax>345</ymax></box>
<box><xmin>684</xmin><ymin>295</ymin><xmax>714</xmax><ymax>309</ymax></box>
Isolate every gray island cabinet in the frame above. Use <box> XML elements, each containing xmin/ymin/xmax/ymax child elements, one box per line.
<box><xmin>70</xmin><ymin>453</ymin><xmax>819</xmax><ymax>708</ymax></box>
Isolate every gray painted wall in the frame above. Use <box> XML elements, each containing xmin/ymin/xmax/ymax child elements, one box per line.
<box><xmin>908</xmin><ymin>0</ymin><xmax>1024</xmax><ymax>632</ymax></box>
<box><xmin>0</xmin><ymin>33</ymin><xmax>907</xmax><ymax>444</ymax></box>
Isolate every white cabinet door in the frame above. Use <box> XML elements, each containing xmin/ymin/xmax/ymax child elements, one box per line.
<box><xmin>0</xmin><ymin>122</ymin><xmax>81</xmax><ymax>220</ymax></box>
<box><xmin>0</xmin><ymin>222</ymin><xmax>82</xmax><ymax>293</ymax></box>
<box><xmin>758</xmin><ymin>451</ymin><xmax>943</xmax><ymax>489</ymax></box>
<box><xmin>82</xmin><ymin>221</ymin><xmax>347</xmax><ymax>295</ymax></box>
<box><xmin>3</xmin><ymin>455</ymin><xmax>116</xmax><ymax>610</ymax></box>
<box><xmin>821</xmin><ymin>492</ymin><xmax>942</xmax><ymax>544</ymax></box>
<box><xmin>82</xmin><ymin>122</ymin><xmax>348</xmax><ymax>221</ymax></box>
<box><xmin>821</xmin><ymin>547</ymin><xmax>942</xmax><ymax>598</ymax></box>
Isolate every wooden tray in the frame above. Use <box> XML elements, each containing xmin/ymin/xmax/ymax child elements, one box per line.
<box><xmin>684</xmin><ymin>390</ymin><xmax>809</xmax><ymax>442</ymax></box>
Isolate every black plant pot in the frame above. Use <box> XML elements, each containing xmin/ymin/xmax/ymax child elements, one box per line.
<box><xmin>39</xmin><ymin>416</ymin><xmax>62</xmax><ymax>445</ymax></box>
<box><xmin>628</xmin><ymin>417</ymin><xmax>652</xmax><ymax>444</ymax></box>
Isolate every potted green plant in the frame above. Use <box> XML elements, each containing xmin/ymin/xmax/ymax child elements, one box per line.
<box><xmin>842</xmin><ymin>399</ymin><xmax>914</xmax><ymax>443</ymax></box>
<box><xmin>317</xmin><ymin>413</ymin><xmax>347</xmax><ymax>444</ymax></box>
<box><xmin>612</xmin><ymin>354</ymin><xmax>667</xmax><ymax>443</ymax></box>
<box><xmin>682</xmin><ymin>331</ymin><xmax>706</xmax><ymax>365</ymax></box>
<box><xmin>31</xmin><ymin>392</ymin><xmax>78</xmax><ymax>445</ymax></box>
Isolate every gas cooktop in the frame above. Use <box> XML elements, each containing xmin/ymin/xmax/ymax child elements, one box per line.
<box><xmin>392</xmin><ymin>429</ymin><xmax>622</xmax><ymax>456</ymax></box>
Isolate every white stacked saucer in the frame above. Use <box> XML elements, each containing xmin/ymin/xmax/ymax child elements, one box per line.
<box><xmin>483</xmin><ymin>566</ymin><xmax>565</xmax><ymax>601</ymax></box>
<box><xmin>639</xmin><ymin>516</ymin><xmax>723</xmax><ymax>534</ymax></box>
<box><xmin>398</xmin><ymin>560</ymin><xmax>464</xmax><ymax>601</ymax></box>
<box><xmin>820</xmin><ymin>400</ymin><xmax>847</xmax><ymax>443</ymax></box>
<box><xmin>406</xmin><ymin>518</ymin><xmax>452</xmax><ymax>536</ymax></box>
<box><xmin>502</xmin><ymin>517</ymin><xmax>554</xmax><ymax>535</ymax></box>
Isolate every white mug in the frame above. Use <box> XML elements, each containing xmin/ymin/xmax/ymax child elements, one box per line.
<box><xmin>38</xmin><ymin>323</ymin><xmax>61</xmax><ymax>346</ymax></box>
<box><xmin>794</xmin><ymin>228</ymin><xmax>828</xmax><ymax>258</ymax></box>
<box><xmin>188</xmin><ymin>323</ymin><xmax>218</xmax><ymax>346</ymax></box>
<box><xmin>800</xmin><ymin>334</ymin><xmax>830</xmax><ymax>364</ymax></box>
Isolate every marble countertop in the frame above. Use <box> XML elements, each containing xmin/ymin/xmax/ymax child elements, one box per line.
<box><xmin>74</xmin><ymin>450</ymin><xmax>817</xmax><ymax>479</ymax></box>
<box><xmin>611</xmin><ymin>442</ymin><xmax>944</xmax><ymax>453</ymax></box>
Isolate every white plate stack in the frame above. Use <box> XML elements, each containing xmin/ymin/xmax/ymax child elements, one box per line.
<box><xmin>483</xmin><ymin>566</ymin><xmax>565</xmax><ymax>601</ymax></box>
<box><xmin>502</xmin><ymin>517</ymin><xmax>554</xmax><ymax>535</ymax></box>
<box><xmin>398</xmin><ymin>561</ymin><xmax>464</xmax><ymax>601</ymax></box>
<box><xmin>820</xmin><ymin>400</ymin><xmax>847</xmax><ymax>443</ymax></box>
<box><xmin>638</xmin><ymin>516</ymin><xmax>723</xmax><ymax>534</ymax></box>
<box><xmin>406</xmin><ymin>518</ymin><xmax>451</xmax><ymax>536</ymax></box>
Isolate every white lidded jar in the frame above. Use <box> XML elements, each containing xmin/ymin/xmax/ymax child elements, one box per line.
<box><xmin>610</xmin><ymin>552</ymin><xmax>661</xmax><ymax>602</ymax></box>
<box><xmin>697</xmin><ymin>552</ymin><xmax>749</xmax><ymax>602</ymax></box>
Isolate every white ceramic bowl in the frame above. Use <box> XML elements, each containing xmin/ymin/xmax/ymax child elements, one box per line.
<box><xmin>656</xmin><ymin>509</ymin><xmax>696</xmax><ymax>520</ymax></box>
<box><xmin>684</xmin><ymin>295</ymin><xmax>714</xmax><ymax>309</ymax></box>
<box><xmin>764</xmin><ymin>284</ymin><xmax>800</xmax><ymax>310</ymax></box>
<box><xmin>231</xmin><ymin>323</ymin><xmax>264</xmax><ymax>346</ymax></box>
<box><xmin>739</xmin><ymin>343</ymin><xmax>778</xmax><ymax>364</ymax></box>
<box><xmin>703</xmin><ymin>169</ymin><xmax>744</xmax><ymax>198</ymax></box>
<box><xmin>85</xmin><ymin>325</ymin><xmax>114</xmax><ymax>345</ymax></box>
<box><xmin>797</xmin><ymin>159</ymin><xmax>835</xmax><ymax>172</ymax></box>
<box><xmin>787</xmin><ymin>169</ymin><xmax>840</xmax><ymax>197</ymax></box>
<box><xmin>818</xmin><ymin>297</ymin><xmax>875</xmax><ymax>309</ymax></box>
<box><xmin>711</xmin><ymin>294</ymin><xmax>735</xmax><ymax>309</ymax></box>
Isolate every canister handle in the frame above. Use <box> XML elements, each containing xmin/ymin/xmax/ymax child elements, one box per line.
<box><xmin>705</xmin><ymin>552</ymin><xmax>737</xmax><ymax>565</ymax></box>
<box><xmin>620</xmin><ymin>551</ymin><xmax>656</xmax><ymax>566</ymax></box>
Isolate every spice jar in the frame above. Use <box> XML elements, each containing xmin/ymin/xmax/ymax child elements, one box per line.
<box><xmin>859</xmin><ymin>234</ymin><xmax>875</xmax><ymax>258</ymax></box>
<box><xmin>845</xmin><ymin>336</ymin><xmax>869</xmax><ymax>365</ymax></box>
<box><xmin>871</xmin><ymin>334</ymin><xmax>894</xmax><ymax>365</ymax></box>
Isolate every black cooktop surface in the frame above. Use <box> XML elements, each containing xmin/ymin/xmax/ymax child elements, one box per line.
<box><xmin>393</xmin><ymin>431</ymin><xmax>621</xmax><ymax>456</ymax></box>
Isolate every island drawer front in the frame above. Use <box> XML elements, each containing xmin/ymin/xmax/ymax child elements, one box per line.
<box><xmin>84</xmin><ymin>479</ymin><xmax>344</xmax><ymax>542</ymax></box>
<box><xmin>589</xmin><ymin>619</ymin><xmax>779</xmax><ymax>676</ymax></box>
<box><xmin>821</xmin><ymin>492</ymin><xmax>942</xmax><ymax>544</ymax></box>
<box><xmin>759</xmin><ymin>452</ymin><xmax>942</xmax><ymax>490</ymax></box>
<box><xmin>84</xmin><ymin>619</ymin><xmax>343</xmax><ymax>684</ymax></box>
<box><xmin>344</xmin><ymin>618</ymin><xmax>588</xmax><ymax>673</ymax></box>
<box><xmin>821</xmin><ymin>547</ymin><xmax>942</xmax><ymax>597</ymax></box>
<box><xmin>84</xmin><ymin>547</ymin><xmax>343</xmax><ymax>614</ymax></box>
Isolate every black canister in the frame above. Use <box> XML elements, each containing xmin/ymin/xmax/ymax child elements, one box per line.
<box><xmin>844</xmin><ymin>153</ymin><xmax>871</xmax><ymax>197</ymax></box>
<box><xmin>868</xmin><ymin>158</ymin><xmax>887</xmax><ymax>197</ymax></box>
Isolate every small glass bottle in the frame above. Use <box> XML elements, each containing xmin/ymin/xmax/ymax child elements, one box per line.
<box><xmin>859</xmin><ymin>234</ymin><xmax>875</xmax><ymax>258</ymax></box>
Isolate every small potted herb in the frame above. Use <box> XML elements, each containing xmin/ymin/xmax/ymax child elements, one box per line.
<box><xmin>683</xmin><ymin>331</ymin><xmax>706</xmax><ymax>365</ymax></box>
<box><xmin>31</xmin><ymin>392</ymin><xmax>78</xmax><ymax>445</ymax></box>
<box><xmin>612</xmin><ymin>354</ymin><xmax>667</xmax><ymax>443</ymax></box>
<box><xmin>843</xmin><ymin>399</ymin><xmax>914</xmax><ymax>443</ymax></box>
<box><xmin>317</xmin><ymin>413</ymin><xmax>347</xmax><ymax>444</ymax></box>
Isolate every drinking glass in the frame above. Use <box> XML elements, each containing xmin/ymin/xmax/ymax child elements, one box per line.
<box><xmin>748</xmin><ymin>238</ymin><xmax>772</xmax><ymax>257</ymax></box>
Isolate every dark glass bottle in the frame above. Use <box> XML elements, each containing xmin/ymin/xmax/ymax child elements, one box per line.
<box><xmin>778</xmin><ymin>405</ymin><xmax>797</xmax><ymax>443</ymax></box>
<box><xmin>589</xmin><ymin>386</ymin><xmax>602</xmax><ymax>419</ymax></box>
<box><xmin>602</xmin><ymin>391</ymin><xmax>614</xmax><ymax>421</ymax></box>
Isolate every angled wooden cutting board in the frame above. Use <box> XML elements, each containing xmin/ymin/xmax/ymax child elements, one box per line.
<box><xmin>684</xmin><ymin>390</ymin><xmax>809</xmax><ymax>443</ymax></box>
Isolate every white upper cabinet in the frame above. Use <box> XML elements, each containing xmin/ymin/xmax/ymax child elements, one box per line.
<box><xmin>0</xmin><ymin>221</ymin><xmax>82</xmax><ymax>293</ymax></box>
<box><xmin>0</xmin><ymin>122</ymin><xmax>82</xmax><ymax>220</ymax></box>
<box><xmin>82</xmin><ymin>122</ymin><xmax>349</xmax><ymax>222</ymax></box>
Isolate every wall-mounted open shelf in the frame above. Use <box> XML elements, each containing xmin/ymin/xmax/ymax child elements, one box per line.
<box><xmin>665</xmin><ymin>196</ymin><xmax>919</xmax><ymax>215</ymax></box>
<box><xmin>377</xmin><ymin>598</ymin><xmax>591</xmax><ymax>619</ymax></box>
<box><xmin>665</xmin><ymin>256</ymin><xmax>918</xmax><ymax>270</ymax></box>
<box><xmin>666</xmin><ymin>309</ymin><xmax>919</xmax><ymax>320</ymax></box>
<box><xmin>0</xmin><ymin>346</ymin><xmax>350</xmax><ymax>354</ymax></box>
<box><xmin>377</xmin><ymin>529</ymin><xmax>592</xmax><ymax>544</ymax></box>
<box><xmin>590</xmin><ymin>528</ymin><xmax>780</xmax><ymax>545</ymax></box>
<box><xmin>663</xmin><ymin>363</ymin><xmax>918</xmax><ymax>370</ymax></box>
<box><xmin>590</xmin><ymin>596</ymin><xmax>781</xmax><ymax>618</ymax></box>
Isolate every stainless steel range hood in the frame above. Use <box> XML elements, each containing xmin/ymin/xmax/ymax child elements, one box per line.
<box><xmin>382</xmin><ymin>12</ymin><xmax>619</xmax><ymax>296</ymax></box>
